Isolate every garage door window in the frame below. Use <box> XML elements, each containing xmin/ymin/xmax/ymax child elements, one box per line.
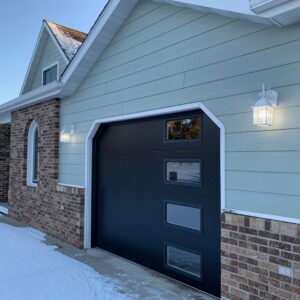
<box><xmin>166</xmin><ymin>203</ymin><xmax>201</xmax><ymax>231</ymax></box>
<box><xmin>166</xmin><ymin>161</ymin><xmax>201</xmax><ymax>185</ymax></box>
<box><xmin>167</xmin><ymin>117</ymin><xmax>200</xmax><ymax>141</ymax></box>
<box><xmin>166</xmin><ymin>245</ymin><xmax>202</xmax><ymax>278</ymax></box>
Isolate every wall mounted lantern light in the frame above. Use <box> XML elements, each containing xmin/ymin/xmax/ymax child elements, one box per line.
<box><xmin>60</xmin><ymin>124</ymin><xmax>74</xmax><ymax>143</ymax></box>
<box><xmin>252</xmin><ymin>84</ymin><xmax>278</xmax><ymax>126</ymax></box>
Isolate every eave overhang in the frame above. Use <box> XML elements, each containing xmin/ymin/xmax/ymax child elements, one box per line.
<box><xmin>0</xmin><ymin>82</ymin><xmax>62</xmax><ymax>123</ymax></box>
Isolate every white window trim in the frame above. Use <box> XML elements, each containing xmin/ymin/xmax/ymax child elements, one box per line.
<box><xmin>27</xmin><ymin>120</ymin><xmax>38</xmax><ymax>187</ymax></box>
<box><xmin>83</xmin><ymin>102</ymin><xmax>226</xmax><ymax>249</ymax></box>
<box><xmin>57</xmin><ymin>183</ymin><xmax>85</xmax><ymax>189</ymax></box>
<box><xmin>42</xmin><ymin>61</ymin><xmax>59</xmax><ymax>86</ymax></box>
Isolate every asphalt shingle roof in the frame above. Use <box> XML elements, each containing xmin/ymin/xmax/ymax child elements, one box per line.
<box><xmin>46</xmin><ymin>20</ymin><xmax>87</xmax><ymax>61</ymax></box>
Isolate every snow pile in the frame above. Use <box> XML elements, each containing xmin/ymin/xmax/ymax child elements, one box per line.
<box><xmin>0</xmin><ymin>223</ymin><xmax>133</xmax><ymax>300</ymax></box>
<box><xmin>47</xmin><ymin>21</ymin><xmax>85</xmax><ymax>60</ymax></box>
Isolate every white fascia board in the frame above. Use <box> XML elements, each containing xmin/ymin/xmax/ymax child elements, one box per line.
<box><xmin>0</xmin><ymin>81</ymin><xmax>62</xmax><ymax>114</ymax></box>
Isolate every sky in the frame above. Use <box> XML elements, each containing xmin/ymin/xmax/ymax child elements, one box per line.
<box><xmin>0</xmin><ymin>0</ymin><xmax>108</xmax><ymax>105</ymax></box>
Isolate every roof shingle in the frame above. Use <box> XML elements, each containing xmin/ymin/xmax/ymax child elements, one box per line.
<box><xmin>46</xmin><ymin>20</ymin><xmax>87</xmax><ymax>61</ymax></box>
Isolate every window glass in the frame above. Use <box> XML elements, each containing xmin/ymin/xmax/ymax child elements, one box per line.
<box><xmin>167</xmin><ymin>245</ymin><xmax>201</xmax><ymax>278</ymax></box>
<box><xmin>167</xmin><ymin>117</ymin><xmax>200</xmax><ymax>141</ymax></box>
<box><xmin>167</xmin><ymin>203</ymin><xmax>201</xmax><ymax>231</ymax></box>
<box><xmin>33</xmin><ymin>128</ymin><xmax>39</xmax><ymax>183</ymax></box>
<box><xmin>43</xmin><ymin>65</ymin><xmax>58</xmax><ymax>85</ymax></box>
<box><xmin>27</xmin><ymin>120</ymin><xmax>39</xmax><ymax>187</ymax></box>
<box><xmin>166</xmin><ymin>161</ymin><xmax>201</xmax><ymax>184</ymax></box>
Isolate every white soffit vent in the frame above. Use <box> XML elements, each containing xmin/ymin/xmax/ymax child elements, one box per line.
<box><xmin>250</xmin><ymin>0</ymin><xmax>291</xmax><ymax>13</ymax></box>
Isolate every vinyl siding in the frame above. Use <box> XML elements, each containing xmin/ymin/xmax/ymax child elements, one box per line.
<box><xmin>59</xmin><ymin>0</ymin><xmax>300</xmax><ymax>219</ymax></box>
<box><xmin>23</xmin><ymin>33</ymin><xmax>67</xmax><ymax>93</ymax></box>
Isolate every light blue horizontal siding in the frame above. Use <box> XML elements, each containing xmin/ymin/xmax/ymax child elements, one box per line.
<box><xmin>226</xmin><ymin>151</ymin><xmax>300</xmax><ymax>173</ymax></box>
<box><xmin>59</xmin><ymin>0</ymin><xmax>300</xmax><ymax>219</ymax></box>
<box><xmin>103</xmin><ymin>7</ymin><xmax>200</xmax><ymax>59</ymax></box>
<box><xmin>24</xmin><ymin>32</ymin><xmax>67</xmax><ymax>93</ymax></box>
<box><xmin>123</xmin><ymin>0</ymin><xmax>161</xmax><ymax>25</ymax></box>
<box><xmin>227</xmin><ymin>129</ymin><xmax>300</xmax><ymax>152</ymax></box>
<box><xmin>226</xmin><ymin>190</ymin><xmax>300</xmax><ymax>219</ymax></box>
<box><xmin>76</xmin><ymin>20</ymin><xmax>267</xmax><ymax>92</ymax></box>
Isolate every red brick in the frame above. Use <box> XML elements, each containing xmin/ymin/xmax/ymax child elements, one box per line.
<box><xmin>8</xmin><ymin>100</ymin><xmax>84</xmax><ymax>248</ymax></box>
<box><xmin>0</xmin><ymin>124</ymin><xmax>10</xmax><ymax>202</ymax></box>
<box><xmin>269</xmin><ymin>256</ymin><xmax>291</xmax><ymax>267</ymax></box>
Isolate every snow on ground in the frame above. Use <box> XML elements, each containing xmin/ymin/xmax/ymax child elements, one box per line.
<box><xmin>0</xmin><ymin>223</ymin><xmax>133</xmax><ymax>300</ymax></box>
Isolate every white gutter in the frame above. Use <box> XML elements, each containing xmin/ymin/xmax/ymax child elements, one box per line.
<box><xmin>0</xmin><ymin>81</ymin><xmax>62</xmax><ymax>117</ymax></box>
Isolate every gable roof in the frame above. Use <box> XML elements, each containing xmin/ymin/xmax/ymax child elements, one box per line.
<box><xmin>45</xmin><ymin>21</ymin><xmax>87</xmax><ymax>61</ymax></box>
<box><xmin>3</xmin><ymin>0</ymin><xmax>300</xmax><ymax>119</ymax></box>
<box><xmin>19</xmin><ymin>20</ymin><xmax>86</xmax><ymax>96</ymax></box>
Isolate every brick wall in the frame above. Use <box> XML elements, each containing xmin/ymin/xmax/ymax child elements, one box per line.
<box><xmin>0</xmin><ymin>124</ymin><xmax>10</xmax><ymax>202</ymax></box>
<box><xmin>222</xmin><ymin>212</ymin><xmax>300</xmax><ymax>299</ymax></box>
<box><xmin>8</xmin><ymin>99</ymin><xmax>84</xmax><ymax>247</ymax></box>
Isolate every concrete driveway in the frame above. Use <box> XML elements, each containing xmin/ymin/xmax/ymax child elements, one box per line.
<box><xmin>0</xmin><ymin>214</ymin><xmax>216</xmax><ymax>300</ymax></box>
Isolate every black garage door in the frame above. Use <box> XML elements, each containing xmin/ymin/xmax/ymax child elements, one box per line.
<box><xmin>92</xmin><ymin>110</ymin><xmax>220</xmax><ymax>297</ymax></box>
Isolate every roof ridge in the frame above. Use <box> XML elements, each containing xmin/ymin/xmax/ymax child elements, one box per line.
<box><xmin>44</xmin><ymin>20</ymin><xmax>87</xmax><ymax>36</ymax></box>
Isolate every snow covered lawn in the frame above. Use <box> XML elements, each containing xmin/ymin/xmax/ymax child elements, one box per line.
<box><xmin>0</xmin><ymin>223</ymin><xmax>132</xmax><ymax>300</ymax></box>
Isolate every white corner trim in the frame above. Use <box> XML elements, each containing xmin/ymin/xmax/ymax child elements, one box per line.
<box><xmin>223</xmin><ymin>208</ymin><xmax>300</xmax><ymax>225</ymax></box>
<box><xmin>26</xmin><ymin>120</ymin><xmax>38</xmax><ymax>188</ymax></box>
<box><xmin>57</xmin><ymin>183</ymin><xmax>85</xmax><ymax>189</ymax></box>
<box><xmin>84</xmin><ymin>102</ymin><xmax>226</xmax><ymax>249</ymax></box>
<box><xmin>41</xmin><ymin>61</ymin><xmax>60</xmax><ymax>86</ymax></box>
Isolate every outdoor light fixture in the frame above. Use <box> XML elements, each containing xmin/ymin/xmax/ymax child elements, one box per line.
<box><xmin>60</xmin><ymin>125</ymin><xmax>74</xmax><ymax>143</ymax></box>
<box><xmin>252</xmin><ymin>84</ymin><xmax>278</xmax><ymax>126</ymax></box>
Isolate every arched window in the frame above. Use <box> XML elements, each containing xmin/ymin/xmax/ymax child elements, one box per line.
<box><xmin>27</xmin><ymin>120</ymin><xmax>39</xmax><ymax>186</ymax></box>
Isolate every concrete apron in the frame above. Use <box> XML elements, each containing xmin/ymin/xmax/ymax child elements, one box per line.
<box><xmin>0</xmin><ymin>214</ymin><xmax>217</xmax><ymax>300</ymax></box>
